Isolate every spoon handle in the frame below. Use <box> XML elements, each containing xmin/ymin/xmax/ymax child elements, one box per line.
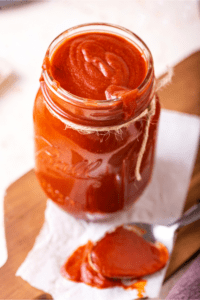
<box><xmin>170</xmin><ymin>201</ymin><xmax>200</xmax><ymax>228</ymax></box>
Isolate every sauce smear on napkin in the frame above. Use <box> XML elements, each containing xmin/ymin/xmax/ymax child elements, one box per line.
<box><xmin>61</xmin><ymin>226</ymin><xmax>169</xmax><ymax>297</ymax></box>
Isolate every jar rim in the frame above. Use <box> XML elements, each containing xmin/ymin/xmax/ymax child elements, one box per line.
<box><xmin>42</xmin><ymin>22</ymin><xmax>154</xmax><ymax>107</ymax></box>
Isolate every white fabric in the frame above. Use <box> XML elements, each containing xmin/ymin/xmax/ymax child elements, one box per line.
<box><xmin>16</xmin><ymin>109</ymin><xmax>200</xmax><ymax>299</ymax></box>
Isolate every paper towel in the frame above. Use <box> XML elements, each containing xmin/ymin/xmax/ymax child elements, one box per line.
<box><xmin>16</xmin><ymin>109</ymin><xmax>200</xmax><ymax>299</ymax></box>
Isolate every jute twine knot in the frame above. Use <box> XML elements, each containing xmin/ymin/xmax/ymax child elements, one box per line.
<box><xmin>44</xmin><ymin>67</ymin><xmax>173</xmax><ymax>181</ymax></box>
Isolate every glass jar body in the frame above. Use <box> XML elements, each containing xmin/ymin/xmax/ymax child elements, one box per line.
<box><xmin>33</xmin><ymin>23</ymin><xmax>161</xmax><ymax>221</ymax></box>
<box><xmin>33</xmin><ymin>91</ymin><xmax>160</xmax><ymax>221</ymax></box>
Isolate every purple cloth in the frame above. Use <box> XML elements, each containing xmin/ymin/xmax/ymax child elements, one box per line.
<box><xmin>166</xmin><ymin>254</ymin><xmax>200</xmax><ymax>300</ymax></box>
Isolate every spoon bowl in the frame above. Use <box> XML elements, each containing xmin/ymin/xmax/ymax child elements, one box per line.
<box><xmin>89</xmin><ymin>202</ymin><xmax>200</xmax><ymax>279</ymax></box>
<box><xmin>127</xmin><ymin>201</ymin><xmax>200</xmax><ymax>252</ymax></box>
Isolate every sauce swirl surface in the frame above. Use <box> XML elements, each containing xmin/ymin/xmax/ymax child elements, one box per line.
<box><xmin>50</xmin><ymin>32</ymin><xmax>147</xmax><ymax>100</ymax></box>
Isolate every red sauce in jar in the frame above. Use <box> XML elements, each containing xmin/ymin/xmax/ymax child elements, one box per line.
<box><xmin>33</xmin><ymin>24</ymin><xmax>160</xmax><ymax>220</ymax></box>
<box><xmin>61</xmin><ymin>226</ymin><xmax>168</xmax><ymax>297</ymax></box>
<box><xmin>50</xmin><ymin>32</ymin><xmax>147</xmax><ymax>101</ymax></box>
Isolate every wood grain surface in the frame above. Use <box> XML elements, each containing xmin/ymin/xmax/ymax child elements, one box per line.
<box><xmin>158</xmin><ymin>51</ymin><xmax>200</xmax><ymax>279</ymax></box>
<box><xmin>0</xmin><ymin>51</ymin><xmax>200</xmax><ymax>299</ymax></box>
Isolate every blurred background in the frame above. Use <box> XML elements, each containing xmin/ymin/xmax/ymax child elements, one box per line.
<box><xmin>0</xmin><ymin>0</ymin><xmax>200</xmax><ymax>191</ymax></box>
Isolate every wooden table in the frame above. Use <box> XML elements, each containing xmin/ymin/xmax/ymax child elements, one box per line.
<box><xmin>0</xmin><ymin>51</ymin><xmax>200</xmax><ymax>299</ymax></box>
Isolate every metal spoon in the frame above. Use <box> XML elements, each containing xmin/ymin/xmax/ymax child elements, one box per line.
<box><xmin>89</xmin><ymin>202</ymin><xmax>200</xmax><ymax>278</ymax></box>
<box><xmin>126</xmin><ymin>201</ymin><xmax>200</xmax><ymax>252</ymax></box>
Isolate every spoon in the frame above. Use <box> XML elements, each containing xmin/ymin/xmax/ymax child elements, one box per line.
<box><xmin>123</xmin><ymin>201</ymin><xmax>200</xmax><ymax>252</ymax></box>
<box><xmin>89</xmin><ymin>202</ymin><xmax>200</xmax><ymax>279</ymax></box>
<box><xmin>130</xmin><ymin>201</ymin><xmax>200</xmax><ymax>249</ymax></box>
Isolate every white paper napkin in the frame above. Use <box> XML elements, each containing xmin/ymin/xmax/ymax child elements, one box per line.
<box><xmin>16</xmin><ymin>109</ymin><xmax>200</xmax><ymax>299</ymax></box>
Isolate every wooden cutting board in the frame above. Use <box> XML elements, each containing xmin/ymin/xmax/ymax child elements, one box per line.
<box><xmin>0</xmin><ymin>51</ymin><xmax>200</xmax><ymax>299</ymax></box>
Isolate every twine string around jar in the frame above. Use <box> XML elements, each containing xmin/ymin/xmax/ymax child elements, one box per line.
<box><xmin>135</xmin><ymin>67</ymin><xmax>173</xmax><ymax>180</ymax></box>
<box><xmin>135</xmin><ymin>96</ymin><xmax>156</xmax><ymax>181</ymax></box>
<box><xmin>42</xmin><ymin>67</ymin><xmax>173</xmax><ymax>181</ymax></box>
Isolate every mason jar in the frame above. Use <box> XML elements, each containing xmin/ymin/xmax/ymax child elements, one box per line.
<box><xmin>33</xmin><ymin>23</ymin><xmax>160</xmax><ymax>221</ymax></box>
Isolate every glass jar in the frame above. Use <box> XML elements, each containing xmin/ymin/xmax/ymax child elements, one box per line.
<box><xmin>33</xmin><ymin>23</ymin><xmax>160</xmax><ymax>221</ymax></box>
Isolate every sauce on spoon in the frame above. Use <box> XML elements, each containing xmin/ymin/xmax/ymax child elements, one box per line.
<box><xmin>61</xmin><ymin>226</ymin><xmax>169</xmax><ymax>297</ymax></box>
